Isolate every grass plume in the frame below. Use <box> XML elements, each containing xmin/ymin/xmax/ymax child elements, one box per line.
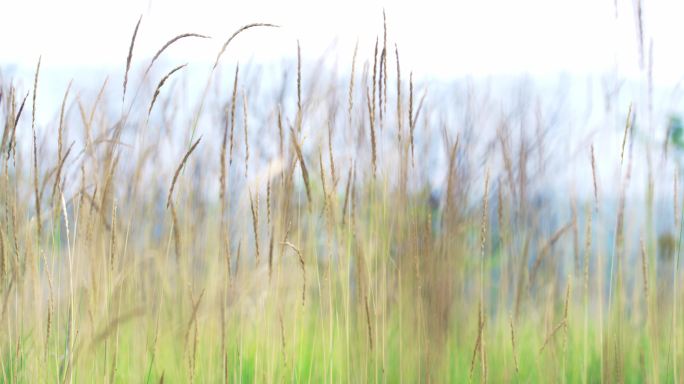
<box><xmin>123</xmin><ymin>15</ymin><xmax>142</xmax><ymax>102</ymax></box>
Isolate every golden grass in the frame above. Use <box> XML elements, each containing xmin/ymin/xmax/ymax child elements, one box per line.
<box><xmin>213</xmin><ymin>24</ymin><xmax>278</xmax><ymax>69</ymax></box>
<box><xmin>167</xmin><ymin>136</ymin><xmax>202</xmax><ymax>208</ymax></box>
<box><xmin>1</xmin><ymin>11</ymin><xmax>683</xmax><ymax>383</ymax></box>
<box><xmin>31</xmin><ymin>56</ymin><xmax>42</xmax><ymax>237</ymax></box>
<box><xmin>148</xmin><ymin>64</ymin><xmax>187</xmax><ymax>117</ymax></box>
<box><xmin>145</xmin><ymin>33</ymin><xmax>210</xmax><ymax>76</ymax></box>
<box><xmin>123</xmin><ymin>15</ymin><xmax>142</xmax><ymax>102</ymax></box>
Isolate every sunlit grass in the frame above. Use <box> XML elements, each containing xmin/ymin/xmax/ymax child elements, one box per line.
<box><xmin>0</xmin><ymin>13</ymin><xmax>681</xmax><ymax>383</ymax></box>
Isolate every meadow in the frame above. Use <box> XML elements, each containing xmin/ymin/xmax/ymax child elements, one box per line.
<box><xmin>0</xmin><ymin>15</ymin><xmax>681</xmax><ymax>383</ymax></box>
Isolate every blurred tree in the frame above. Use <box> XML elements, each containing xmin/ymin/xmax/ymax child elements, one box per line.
<box><xmin>669</xmin><ymin>114</ymin><xmax>684</xmax><ymax>150</ymax></box>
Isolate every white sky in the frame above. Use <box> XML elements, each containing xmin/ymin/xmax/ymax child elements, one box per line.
<box><xmin>2</xmin><ymin>0</ymin><xmax>684</xmax><ymax>82</ymax></box>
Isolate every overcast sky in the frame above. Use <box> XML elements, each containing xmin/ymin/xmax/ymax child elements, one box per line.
<box><xmin>2</xmin><ymin>0</ymin><xmax>683</xmax><ymax>83</ymax></box>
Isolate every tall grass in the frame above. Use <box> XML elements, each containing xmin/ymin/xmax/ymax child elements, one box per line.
<box><xmin>0</xmin><ymin>13</ymin><xmax>681</xmax><ymax>384</ymax></box>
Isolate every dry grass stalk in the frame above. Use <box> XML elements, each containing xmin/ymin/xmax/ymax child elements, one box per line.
<box><xmin>167</xmin><ymin>137</ymin><xmax>202</xmax><ymax>208</ymax></box>
<box><xmin>572</xmin><ymin>196</ymin><xmax>579</xmax><ymax>272</ymax></box>
<box><xmin>620</xmin><ymin>103</ymin><xmax>633</xmax><ymax>168</ymax></box>
<box><xmin>88</xmin><ymin>77</ymin><xmax>109</xmax><ymax>132</ymax></box>
<box><xmin>249</xmin><ymin>187</ymin><xmax>260</xmax><ymax>266</ymax></box>
<box><xmin>469</xmin><ymin>313</ymin><xmax>486</xmax><ymax>381</ymax></box>
<box><xmin>409</xmin><ymin>71</ymin><xmax>415</xmax><ymax>166</ymax></box>
<box><xmin>478</xmin><ymin>169</ymin><xmax>490</xmax><ymax>382</ymax></box>
<box><xmin>365</xmin><ymin>293</ymin><xmax>373</xmax><ymax>351</ymax></box>
<box><xmin>183</xmin><ymin>289</ymin><xmax>205</xmax><ymax>352</ymax></box>
<box><xmin>109</xmin><ymin>200</ymin><xmax>117</xmax><ymax>270</ymax></box>
<box><xmin>148</xmin><ymin>64</ymin><xmax>186</xmax><ymax>117</ymax></box>
<box><xmin>51</xmin><ymin>81</ymin><xmax>73</xmax><ymax>204</ymax></box>
<box><xmin>498</xmin><ymin>126</ymin><xmax>517</xmax><ymax>201</ymax></box>
<box><xmin>640</xmin><ymin>237</ymin><xmax>649</xmax><ymax>309</ymax></box>
<box><xmin>220</xmin><ymin>290</ymin><xmax>227</xmax><ymax>384</ymax></box>
<box><xmin>395</xmin><ymin>44</ymin><xmax>402</xmax><ymax>146</ymax></box>
<box><xmin>10</xmin><ymin>190</ymin><xmax>19</xmax><ymax>281</ymax></box>
<box><xmin>268</xmin><ymin>226</ymin><xmax>275</xmax><ymax>283</ymax></box>
<box><xmin>591</xmin><ymin>144</ymin><xmax>598</xmax><ymax>210</ymax></box>
<box><xmin>610</xmin><ymin>134</ymin><xmax>632</xmax><ymax>314</ymax></box>
<box><xmin>539</xmin><ymin>319</ymin><xmax>567</xmax><ymax>354</ymax></box>
<box><xmin>99</xmin><ymin>153</ymin><xmax>120</xmax><ymax>227</ymax></box>
<box><xmin>296</xmin><ymin>40</ymin><xmax>303</xmax><ymax>134</ymax></box>
<box><xmin>583</xmin><ymin>205</ymin><xmax>592</xmax><ymax>384</ymax></box>
<box><xmin>676</xmin><ymin>170</ymin><xmax>679</xmax><ymax>229</ymax></box>
<box><xmin>530</xmin><ymin>221</ymin><xmax>573</xmax><ymax>283</ymax></box>
<box><xmin>327</xmin><ymin>122</ymin><xmax>336</xmax><ymax>188</ymax></box>
<box><xmin>123</xmin><ymin>15</ymin><xmax>142</xmax><ymax>102</ymax></box>
<box><xmin>480</xmin><ymin>168</ymin><xmax>490</xmax><ymax>284</ymax></box>
<box><xmin>497</xmin><ymin>181</ymin><xmax>505</xmax><ymax>248</ymax></box>
<box><xmin>412</xmin><ymin>89</ymin><xmax>427</xmax><ymax>130</ymax></box>
<box><xmin>341</xmin><ymin>165</ymin><xmax>353</xmax><ymax>225</ymax></box>
<box><xmin>170</xmin><ymin>201</ymin><xmax>182</xmax><ymax>262</ymax></box>
<box><xmin>372</xmin><ymin>37</ymin><xmax>379</xmax><ymax>125</ymax></box>
<box><xmin>378</xmin><ymin>48</ymin><xmax>385</xmax><ymax>125</ymax></box>
<box><xmin>234</xmin><ymin>241</ymin><xmax>242</xmax><ymax>279</ymax></box>
<box><xmin>382</xmin><ymin>9</ymin><xmax>388</xmax><ymax>117</ymax></box>
<box><xmin>228</xmin><ymin>64</ymin><xmax>240</xmax><ymax>165</ymax></box>
<box><xmin>219</xmin><ymin>69</ymin><xmax>235</xmax><ymax>278</ymax></box>
<box><xmin>282</xmin><ymin>241</ymin><xmax>306</xmax><ymax>306</ymax></box>
<box><xmin>32</xmin><ymin>56</ymin><xmax>42</xmax><ymax>237</ymax></box>
<box><xmin>145</xmin><ymin>33</ymin><xmax>209</xmax><ymax>76</ymax></box>
<box><xmin>189</xmin><ymin>320</ymin><xmax>198</xmax><ymax>384</ymax></box>
<box><xmin>541</xmin><ymin>279</ymin><xmax>572</xmax><ymax>357</ymax></box>
<box><xmin>348</xmin><ymin>41</ymin><xmax>358</xmax><ymax>128</ymax></box>
<box><xmin>90</xmin><ymin>308</ymin><xmax>145</xmax><ymax>347</ymax></box>
<box><xmin>212</xmin><ymin>23</ymin><xmax>278</xmax><ymax>69</ymax></box>
<box><xmin>444</xmin><ymin>135</ymin><xmax>460</xmax><ymax>220</ymax></box>
<box><xmin>39</xmin><ymin>164</ymin><xmax>59</xmax><ymax>204</ymax></box>
<box><xmin>366</xmin><ymin>86</ymin><xmax>377</xmax><ymax>178</ymax></box>
<box><xmin>0</xmin><ymin>229</ymin><xmax>5</xmax><ymax>282</ymax></box>
<box><xmin>57</xmin><ymin>80</ymin><xmax>72</xmax><ymax>164</ymax></box>
<box><xmin>0</xmin><ymin>88</ymin><xmax>13</xmax><ymax>153</ymax></box>
<box><xmin>1</xmin><ymin>151</ymin><xmax>7</xmax><ymax>222</ymax></box>
<box><xmin>42</xmin><ymin>251</ymin><xmax>54</xmax><ymax>360</ymax></box>
<box><xmin>564</xmin><ymin>277</ymin><xmax>572</xmax><ymax>320</ymax></box>
<box><xmin>289</xmin><ymin>127</ymin><xmax>311</xmax><ymax>204</ymax></box>
<box><xmin>266</xmin><ymin>167</ymin><xmax>272</xmax><ymax>226</ymax></box>
<box><xmin>0</xmin><ymin>276</ymin><xmax>13</xmax><ymax>322</ymax></box>
<box><xmin>277</xmin><ymin>106</ymin><xmax>284</xmax><ymax>162</ymax></box>
<box><xmin>243</xmin><ymin>91</ymin><xmax>249</xmax><ymax>178</ymax></box>
<box><xmin>319</xmin><ymin>150</ymin><xmax>329</xmax><ymax>215</ymax></box>
<box><xmin>279</xmin><ymin>310</ymin><xmax>287</xmax><ymax>365</ymax></box>
<box><xmin>7</xmin><ymin>92</ymin><xmax>28</xmax><ymax>159</ymax></box>
<box><xmin>674</xmin><ymin>170</ymin><xmax>682</xmax><ymax>383</ymax></box>
<box><xmin>60</xmin><ymin>193</ymin><xmax>75</xmax><ymax>382</ymax></box>
<box><xmin>509</xmin><ymin>314</ymin><xmax>519</xmax><ymax>375</ymax></box>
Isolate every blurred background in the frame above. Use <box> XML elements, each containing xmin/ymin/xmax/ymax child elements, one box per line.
<box><xmin>3</xmin><ymin>0</ymin><xmax>684</xmax><ymax>201</ymax></box>
<box><xmin>3</xmin><ymin>0</ymin><xmax>682</xmax><ymax>79</ymax></box>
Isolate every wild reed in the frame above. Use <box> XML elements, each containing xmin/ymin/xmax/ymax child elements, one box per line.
<box><xmin>167</xmin><ymin>137</ymin><xmax>202</xmax><ymax>208</ymax></box>
<box><xmin>348</xmin><ymin>41</ymin><xmax>358</xmax><ymax>129</ymax></box>
<box><xmin>213</xmin><ymin>23</ymin><xmax>279</xmax><ymax>69</ymax></box>
<box><xmin>290</xmin><ymin>126</ymin><xmax>311</xmax><ymax>204</ymax></box>
<box><xmin>31</xmin><ymin>56</ymin><xmax>41</xmax><ymax>237</ymax></box>
<box><xmin>123</xmin><ymin>15</ymin><xmax>142</xmax><ymax>102</ymax></box>
<box><xmin>145</xmin><ymin>33</ymin><xmax>210</xmax><ymax>76</ymax></box>
<box><xmin>0</xmin><ymin>9</ymin><xmax>679</xmax><ymax>383</ymax></box>
<box><xmin>148</xmin><ymin>64</ymin><xmax>187</xmax><ymax>117</ymax></box>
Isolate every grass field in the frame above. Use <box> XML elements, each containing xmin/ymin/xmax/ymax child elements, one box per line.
<box><xmin>0</xmin><ymin>16</ymin><xmax>681</xmax><ymax>383</ymax></box>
